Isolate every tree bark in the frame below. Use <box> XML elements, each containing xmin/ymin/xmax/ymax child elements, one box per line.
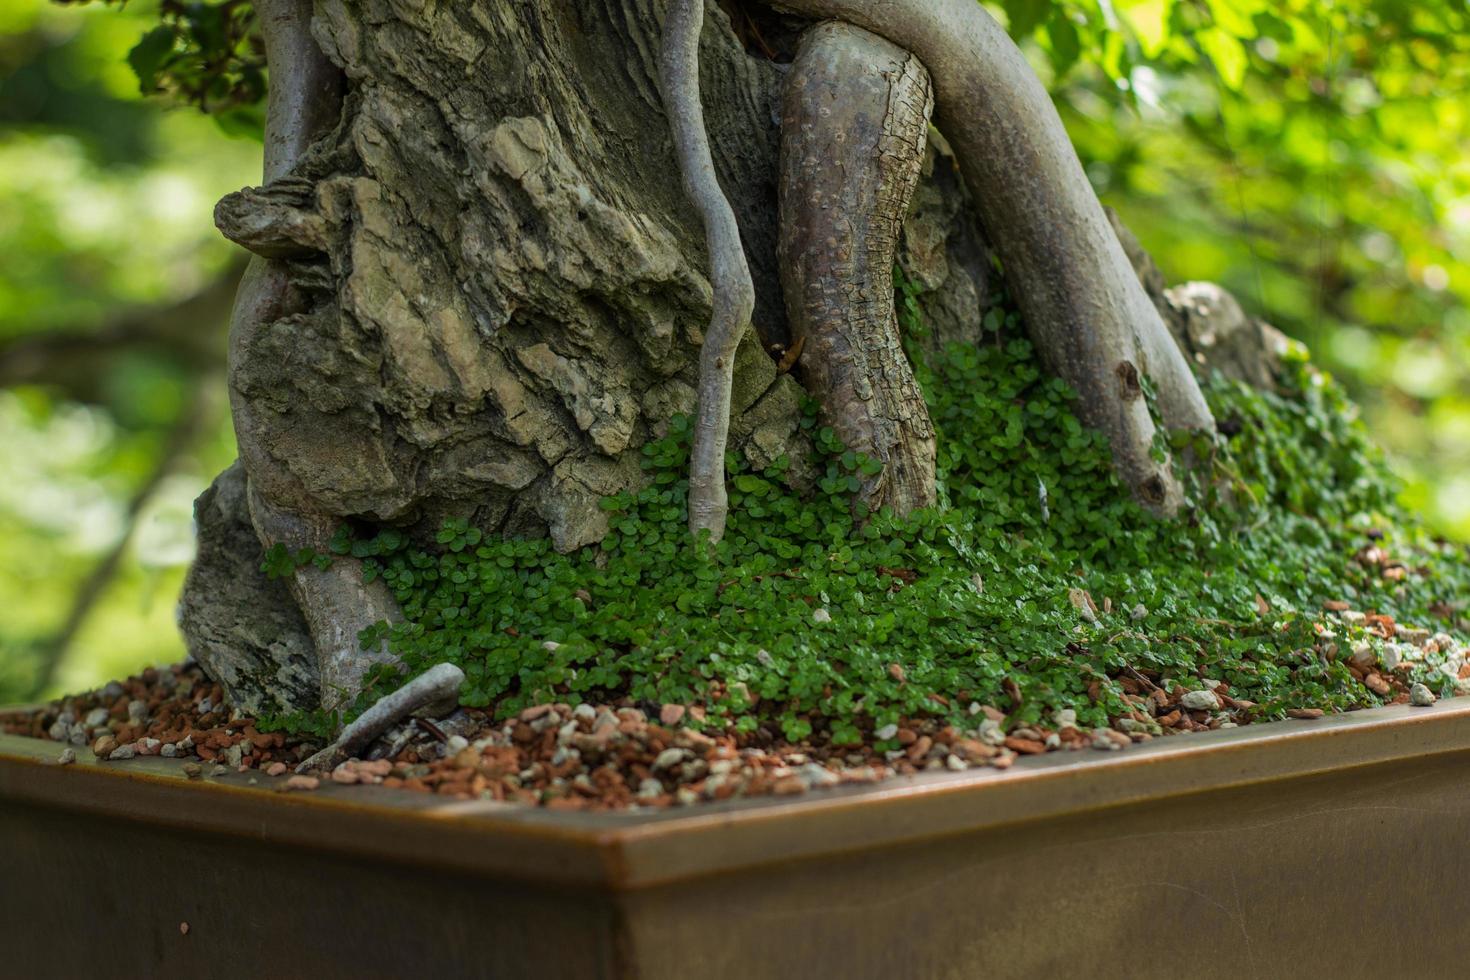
<box><xmin>779</xmin><ymin>22</ymin><xmax>936</xmax><ymax>515</ymax></box>
<box><xmin>771</xmin><ymin>0</ymin><xmax>1215</xmax><ymax>513</ymax></box>
<box><xmin>188</xmin><ymin>0</ymin><xmax>1259</xmax><ymax>716</ymax></box>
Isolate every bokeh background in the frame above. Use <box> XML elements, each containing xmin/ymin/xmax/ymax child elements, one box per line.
<box><xmin>1</xmin><ymin>0</ymin><xmax>1466</xmax><ymax>702</ymax></box>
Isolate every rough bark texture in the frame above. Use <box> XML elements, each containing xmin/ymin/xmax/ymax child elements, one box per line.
<box><xmin>772</xmin><ymin>0</ymin><xmax>1215</xmax><ymax>513</ymax></box>
<box><xmin>222</xmin><ymin>0</ymin><xmax>402</xmax><ymax>715</ymax></box>
<box><xmin>186</xmin><ymin>0</ymin><xmax>989</xmax><ymax>713</ymax></box>
<box><xmin>178</xmin><ymin>462</ymin><xmax>317</xmax><ymax>715</ymax></box>
<box><xmin>779</xmin><ymin>22</ymin><xmax>936</xmax><ymax>514</ymax></box>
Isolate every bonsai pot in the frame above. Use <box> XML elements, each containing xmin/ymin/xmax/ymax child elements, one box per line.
<box><xmin>3</xmin><ymin>700</ymin><xmax>1468</xmax><ymax>978</ymax></box>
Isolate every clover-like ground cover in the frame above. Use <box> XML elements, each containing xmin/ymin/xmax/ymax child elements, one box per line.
<box><xmin>269</xmin><ymin>292</ymin><xmax>1470</xmax><ymax>749</ymax></box>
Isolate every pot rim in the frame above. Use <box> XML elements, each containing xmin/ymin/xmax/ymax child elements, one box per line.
<box><xmin>3</xmin><ymin>699</ymin><xmax>1465</xmax><ymax>890</ymax></box>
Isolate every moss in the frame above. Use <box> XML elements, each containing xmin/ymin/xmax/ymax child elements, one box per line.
<box><xmin>279</xmin><ymin>287</ymin><xmax>1469</xmax><ymax>747</ymax></box>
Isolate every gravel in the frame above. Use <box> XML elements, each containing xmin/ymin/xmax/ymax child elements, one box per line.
<box><xmin>13</xmin><ymin>617</ymin><xmax>1467</xmax><ymax>812</ymax></box>
<box><xmin>1410</xmin><ymin>683</ymin><xmax>1437</xmax><ymax>707</ymax></box>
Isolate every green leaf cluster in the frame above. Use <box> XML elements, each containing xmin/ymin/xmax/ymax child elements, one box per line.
<box><xmin>312</xmin><ymin>284</ymin><xmax>1468</xmax><ymax>743</ymax></box>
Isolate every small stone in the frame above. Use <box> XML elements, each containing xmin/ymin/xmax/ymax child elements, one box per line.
<box><xmin>1180</xmin><ymin>690</ymin><xmax>1221</xmax><ymax>711</ymax></box>
<box><xmin>179</xmin><ymin>922</ymin><xmax>189</xmax><ymax>936</ymax></box>
<box><xmin>182</xmin><ymin>762</ymin><xmax>202</xmax><ymax>779</ymax></box>
<box><xmin>799</xmin><ymin>763</ymin><xmax>840</xmax><ymax>788</ymax></box>
<box><xmin>83</xmin><ymin>707</ymin><xmax>109</xmax><ymax>729</ymax></box>
<box><xmin>945</xmin><ymin>754</ymin><xmax>968</xmax><ymax>772</ymax></box>
<box><xmin>967</xmin><ymin>702</ymin><xmax>982</xmax><ymax>716</ymax></box>
<box><xmin>1338</xmin><ymin>610</ymin><xmax>1366</xmax><ymax>626</ymax></box>
<box><xmin>1091</xmin><ymin>728</ymin><xmax>1123</xmax><ymax>751</ymax></box>
<box><xmin>1068</xmin><ymin>588</ymin><xmax>1099</xmax><ymax>624</ymax></box>
<box><xmin>195</xmin><ymin>697</ymin><xmax>212</xmax><ymax>716</ymax></box>
<box><xmin>445</xmin><ymin>734</ymin><xmax>469</xmax><ymax>754</ymax></box>
<box><xmin>637</xmin><ymin>777</ymin><xmax>663</xmax><ymax>800</ymax></box>
<box><xmin>266</xmin><ymin>762</ymin><xmax>288</xmax><ymax>776</ymax></box>
<box><xmin>519</xmin><ymin>704</ymin><xmax>554</xmax><ymax>723</ymax></box>
<box><xmin>282</xmin><ymin>775</ymin><xmax>320</xmax><ymax>792</ymax></box>
<box><xmin>331</xmin><ymin>765</ymin><xmax>359</xmax><ymax>784</ymax></box>
<box><xmin>888</xmin><ymin>663</ymin><xmax>906</xmax><ymax>683</ymax></box>
<box><xmin>1409</xmin><ymin>683</ymin><xmax>1437</xmax><ymax>707</ymax></box>
<box><xmin>68</xmin><ymin>728</ymin><xmax>88</xmax><ymax>747</ymax></box>
<box><xmin>160</xmin><ymin>743</ymin><xmax>179</xmax><ymax>758</ymax></box>
<box><xmin>573</xmin><ymin>703</ymin><xmax>597</xmax><ymax>723</ymax></box>
<box><xmin>756</xmin><ymin>649</ymin><xmax>774</xmax><ymax>668</ymax></box>
<box><xmin>541</xmin><ymin>640</ymin><xmax>560</xmax><ymax>651</ymax></box>
<box><xmin>210</xmin><ymin>765</ymin><xmax>228</xmax><ymax>777</ymax></box>
<box><xmin>1130</xmin><ymin>603</ymin><xmax>1148</xmax><ymax>622</ymax></box>
<box><xmin>1286</xmin><ymin>707</ymin><xmax>1325</xmax><ymax>720</ymax></box>
<box><xmin>137</xmin><ymin>738</ymin><xmax>162</xmax><ymax>756</ymax></box>
<box><xmin>56</xmin><ymin>748</ymin><xmax>76</xmax><ymax>766</ymax></box>
<box><xmin>108</xmin><ymin>745</ymin><xmax>136</xmax><ymax>761</ymax></box>
<box><xmin>1003</xmin><ymin>736</ymin><xmax>1046</xmax><ymax>755</ymax></box>
<box><xmin>1348</xmin><ymin>642</ymin><xmax>1376</xmax><ymax>670</ymax></box>
<box><xmin>874</xmin><ymin>723</ymin><xmax>899</xmax><ymax>741</ymax></box>
<box><xmin>126</xmin><ymin>699</ymin><xmax>148</xmax><ymax>724</ymax></box>
<box><xmin>812</xmin><ymin>607</ymin><xmax>832</xmax><ymax>624</ymax></box>
<box><xmin>1051</xmin><ymin>708</ymin><xmax>1077</xmax><ymax>730</ymax></box>
<box><xmin>1364</xmin><ymin>673</ymin><xmax>1392</xmax><ymax>696</ymax></box>
<box><xmin>47</xmin><ymin>720</ymin><xmax>69</xmax><ymax>742</ymax></box>
<box><xmin>652</xmin><ymin>748</ymin><xmax>688</xmax><ymax>771</ymax></box>
<box><xmin>659</xmin><ymin>704</ymin><xmax>686</xmax><ymax>726</ymax></box>
<box><xmin>952</xmin><ymin>739</ymin><xmax>995</xmax><ymax>761</ymax></box>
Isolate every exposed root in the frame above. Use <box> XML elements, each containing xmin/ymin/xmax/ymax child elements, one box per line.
<box><xmin>778</xmin><ymin>22</ymin><xmax>937</xmax><ymax>515</ymax></box>
<box><xmin>774</xmin><ymin>0</ymin><xmax>1215</xmax><ymax>514</ymax></box>
<box><xmin>296</xmin><ymin>663</ymin><xmax>465</xmax><ymax>774</ymax></box>
<box><xmin>248</xmin><ymin>490</ymin><xmax>403</xmax><ymax>715</ymax></box>
<box><xmin>660</xmin><ymin>0</ymin><xmax>757</xmax><ymax>542</ymax></box>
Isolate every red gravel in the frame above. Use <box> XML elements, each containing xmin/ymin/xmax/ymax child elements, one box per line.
<box><xmin>8</xmin><ymin>608</ymin><xmax>1463</xmax><ymax>810</ymax></box>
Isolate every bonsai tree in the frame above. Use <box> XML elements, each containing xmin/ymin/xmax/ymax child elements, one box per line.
<box><xmin>59</xmin><ymin>0</ymin><xmax>1463</xmax><ymax>745</ymax></box>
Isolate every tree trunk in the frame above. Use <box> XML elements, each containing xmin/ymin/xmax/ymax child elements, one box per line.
<box><xmin>185</xmin><ymin>0</ymin><xmax>992</xmax><ymax>713</ymax></box>
<box><xmin>183</xmin><ymin>0</ymin><xmax>1282</xmax><ymax>720</ymax></box>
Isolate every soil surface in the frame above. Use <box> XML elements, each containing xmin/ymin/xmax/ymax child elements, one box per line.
<box><xmin>5</xmin><ymin>604</ymin><xmax>1455</xmax><ymax>810</ymax></box>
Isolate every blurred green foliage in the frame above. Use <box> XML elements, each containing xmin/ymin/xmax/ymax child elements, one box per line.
<box><xmin>0</xmin><ymin>0</ymin><xmax>256</xmax><ymax>701</ymax></box>
<box><xmin>1017</xmin><ymin>0</ymin><xmax>1470</xmax><ymax>538</ymax></box>
<box><xmin>0</xmin><ymin>0</ymin><xmax>1465</xmax><ymax>700</ymax></box>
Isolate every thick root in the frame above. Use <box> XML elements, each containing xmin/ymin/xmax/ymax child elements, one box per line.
<box><xmin>660</xmin><ymin>0</ymin><xmax>757</xmax><ymax>542</ymax></box>
<box><xmin>778</xmin><ymin>22</ymin><xmax>937</xmax><ymax>515</ymax></box>
<box><xmin>775</xmin><ymin>0</ymin><xmax>1215</xmax><ymax>514</ymax></box>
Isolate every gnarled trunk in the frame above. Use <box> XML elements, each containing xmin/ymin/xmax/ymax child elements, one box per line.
<box><xmin>185</xmin><ymin>0</ymin><xmax>991</xmax><ymax>714</ymax></box>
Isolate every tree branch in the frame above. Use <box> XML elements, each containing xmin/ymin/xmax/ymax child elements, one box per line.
<box><xmin>0</xmin><ymin>260</ymin><xmax>243</xmax><ymax>396</ymax></box>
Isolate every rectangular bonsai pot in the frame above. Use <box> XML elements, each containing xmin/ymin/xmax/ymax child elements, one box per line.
<box><xmin>4</xmin><ymin>700</ymin><xmax>1469</xmax><ymax>979</ymax></box>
